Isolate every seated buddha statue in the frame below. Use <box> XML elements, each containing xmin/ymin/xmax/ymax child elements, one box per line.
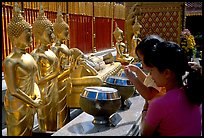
<box><xmin>113</xmin><ymin>23</ymin><xmax>134</xmax><ymax>65</ymax></box>
<box><xmin>130</xmin><ymin>16</ymin><xmax>142</xmax><ymax>59</ymax></box>
<box><xmin>3</xmin><ymin>3</ymin><xmax>41</xmax><ymax>136</ymax></box>
<box><xmin>51</xmin><ymin>7</ymin><xmax>71</xmax><ymax>129</ymax></box>
<box><xmin>31</xmin><ymin>4</ymin><xmax>60</xmax><ymax>132</ymax></box>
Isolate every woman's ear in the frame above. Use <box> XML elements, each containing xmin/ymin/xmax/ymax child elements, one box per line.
<box><xmin>163</xmin><ymin>68</ymin><xmax>174</xmax><ymax>79</ymax></box>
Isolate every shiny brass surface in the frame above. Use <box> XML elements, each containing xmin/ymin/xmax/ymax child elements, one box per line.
<box><xmin>105</xmin><ymin>76</ymin><xmax>135</xmax><ymax>108</ymax></box>
<box><xmin>51</xmin><ymin>7</ymin><xmax>71</xmax><ymax>130</ymax></box>
<box><xmin>3</xmin><ymin>3</ymin><xmax>41</xmax><ymax>136</ymax></box>
<box><xmin>79</xmin><ymin>87</ymin><xmax>121</xmax><ymax>125</ymax></box>
<box><xmin>31</xmin><ymin>4</ymin><xmax>59</xmax><ymax>132</ymax></box>
<box><xmin>113</xmin><ymin>23</ymin><xmax>134</xmax><ymax>65</ymax></box>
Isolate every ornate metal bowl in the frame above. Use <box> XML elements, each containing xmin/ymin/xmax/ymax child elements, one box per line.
<box><xmin>79</xmin><ymin>86</ymin><xmax>121</xmax><ymax>125</ymax></box>
<box><xmin>105</xmin><ymin>76</ymin><xmax>135</xmax><ymax>109</ymax></box>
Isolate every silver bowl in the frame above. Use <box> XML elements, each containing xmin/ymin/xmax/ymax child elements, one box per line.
<box><xmin>105</xmin><ymin>76</ymin><xmax>135</xmax><ymax>109</ymax></box>
<box><xmin>79</xmin><ymin>86</ymin><xmax>121</xmax><ymax>125</ymax></box>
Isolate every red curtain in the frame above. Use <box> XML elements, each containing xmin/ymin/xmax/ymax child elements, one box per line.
<box><xmin>95</xmin><ymin>17</ymin><xmax>112</xmax><ymax>51</ymax></box>
<box><xmin>69</xmin><ymin>14</ymin><xmax>93</xmax><ymax>53</ymax></box>
<box><xmin>113</xmin><ymin>19</ymin><xmax>125</xmax><ymax>44</ymax></box>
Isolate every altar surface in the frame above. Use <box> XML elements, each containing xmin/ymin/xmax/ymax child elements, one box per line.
<box><xmin>52</xmin><ymin>95</ymin><xmax>145</xmax><ymax>136</ymax></box>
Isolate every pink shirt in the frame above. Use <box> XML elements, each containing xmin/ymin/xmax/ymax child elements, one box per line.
<box><xmin>145</xmin><ymin>88</ymin><xmax>202</xmax><ymax>136</ymax></box>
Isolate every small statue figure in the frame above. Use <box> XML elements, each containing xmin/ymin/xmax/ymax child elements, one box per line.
<box><xmin>31</xmin><ymin>3</ymin><xmax>59</xmax><ymax>132</ymax></box>
<box><xmin>3</xmin><ymin>2</ymin><xmax>41</xmax><ymax>136</ymax></box>
<box><xmin>51</xmin><ymin>7</ymin><xmax>71</xmax><ymax>129</ymax></box>
<box><xmin>130</xmin><ymin>16</ymin><xmax>142</xmax><ymax>59</ymax></box>
<box><xmin>113</xmin><ymin>22</ymin><xmax>134</xmax><ymax>65</ymax></box>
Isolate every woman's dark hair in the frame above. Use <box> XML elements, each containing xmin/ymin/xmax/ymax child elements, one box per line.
<box><xmin>136</xmin><ymin>35</ymin><xmax>164</xmax><ymax>66</ymax></box>
<box><xmin>147</xmin><ymin>41</ymin><xmax>203</xmax><ymax>106</ymax></box>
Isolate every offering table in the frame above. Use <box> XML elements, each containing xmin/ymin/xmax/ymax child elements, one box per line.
<box><xmin>52</xmin><ymin>95</ymin><xmax>145</xmax><ymax>136</ymax></box>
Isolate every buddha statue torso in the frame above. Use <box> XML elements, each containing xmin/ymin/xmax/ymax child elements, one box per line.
<box><xmin>3</xmin><ymin>3</ymin><xmax>41</xmax><ymax>136</ymax></box>
<box><xmin>31</xmin><ymin>5</ymin><xmax>59</xmax><ymax>132</ymax></box>
<box><xmin>51</xmin><ymin>8</ymin><xmax>71</xmax><ymax>129</ymax></box>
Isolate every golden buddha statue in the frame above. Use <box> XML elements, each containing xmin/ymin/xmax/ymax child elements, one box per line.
<box><xmin>130</xmin><ymin>16</ymin><xmax>142</xmax><ymax>59</ymax></box>
<box><xmin>31</xmin><ymin>4</ymin><xmax>59</xmax><ymax>132</ymax></box>
<box><xmin>113</xmin><ymin>22</ymin><xmax>134</xmax><ymax>65</ymax></box>
<box><xmin>51</xmin><ymin>7</ymin><xmax>71</xmax><ymax>129</ymax></box>
<box><xmin>125</xmin><ymin>3</ymin><xmax>142</xmax><ymax>55</ymax></box>
<box><xmin>3</xmin><ymin>2</ymin><xmax>41</xmax><ymax>136</ymax></box>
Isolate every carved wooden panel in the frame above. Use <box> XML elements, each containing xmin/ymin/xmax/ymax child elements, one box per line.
<box><xmin>139</xmin><ymin>3</ymin><xmax>183</xmax><ymax>43</ymax></box>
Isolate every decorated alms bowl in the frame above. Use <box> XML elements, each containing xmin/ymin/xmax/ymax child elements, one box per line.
<box><xmin>105</xmin><ymin>76</ymin><xmax>135</xmax><ymax>109</ymax></box>
<box><xmin>79</xmin><ymin>86</ymin><xmax>121</xmax><ymax>125</ymax></box>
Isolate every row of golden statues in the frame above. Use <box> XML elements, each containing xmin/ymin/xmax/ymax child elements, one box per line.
<box><xmin>3</xmin><ymin>2</ymin><xmax>142</xmax><ymax>136</ymax></box>
<box><xmin>3</xmin><ymin>3</ymin><xmax>106</xmax><ymax>136</ymax></box>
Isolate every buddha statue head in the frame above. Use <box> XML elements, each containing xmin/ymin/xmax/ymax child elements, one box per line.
<box><xmin>132</xmin><ymin>16</ymin><xmax>142</xmax><ymax>36</ymax></box>
<box><xmin>113</xmin><ymin>22</ymin><xmax>124</xmax><ymax>43</ymax></box>
<box><xmin>32</xmin><ymin>3</ymin><xmax>55</xmax><ymax>45</ymax></box>
<box><xmin>8</xmin><ymin>2</ymin><xmax>32</xmax><ymax>49</ymax></box>
<box><xmin>53</xmin><ymin>7</ymin><xmax>69</xmax><ymax>43</ymax></box>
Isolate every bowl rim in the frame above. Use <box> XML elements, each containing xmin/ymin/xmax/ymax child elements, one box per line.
<box><xmin>80</xmin><ymin>93</ymin><xmax>121</xmax><ymax>101</ymax></box>
<box><xmin>105</xmin><ymin>81</ymin><xmax>134</xmax><ymax>87</ymax></box>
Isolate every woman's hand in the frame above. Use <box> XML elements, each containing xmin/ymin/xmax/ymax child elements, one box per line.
<box><xmin>124</xmin><ymin>66</ymin><xmax>137</xmax><ymax>83</ymax></box>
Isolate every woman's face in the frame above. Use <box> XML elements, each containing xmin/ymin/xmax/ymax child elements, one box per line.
<box><xmin>136</xmin><ymin>50</ymin><xmax>151</xmax><ymax>71</ymax></box>
<box><xmin>149</xmin><ymin>67</ymin><xmax>167</xmax><ymax>87</ymax></box>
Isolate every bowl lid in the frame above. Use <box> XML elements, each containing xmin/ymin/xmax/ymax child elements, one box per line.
<box><xmin>81</xmin><ymin>86</ymin><xmax>120</xmax><ymax>100</ymax></box>
<box><xmin>105</xmin><ymin>76</ymin><xmax>133</xmax><ymax>86</ymax></box>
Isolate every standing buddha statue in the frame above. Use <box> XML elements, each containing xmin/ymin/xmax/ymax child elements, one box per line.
<box><xmin>51</xmin><ymin>7</ymin><xmax>71</xmax><ymax>129</ymax></box>
<box><xmin>3</xmin><ymin>2</ymin><xmax>41</xmax><ymax>136</ymax></box>
<box><xmin>113</xmin><ymin>22</ymin><xmax>134</xmax><ymax>65</ymax></box>
<box><xmin>130</xmin><ymin>16</ymin><xmax>142</xmax><ymax>59</ymax></box>
<box><xmin>31</xmin><ymin>4</ymin><xmax>60</xmax><ymax>132</ymax></box>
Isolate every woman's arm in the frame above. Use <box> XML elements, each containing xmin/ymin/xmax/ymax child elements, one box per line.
<box><xmin>140</xmin><ymin>111</ymin><xmax>157</xmax><ymax>136</ymax></box>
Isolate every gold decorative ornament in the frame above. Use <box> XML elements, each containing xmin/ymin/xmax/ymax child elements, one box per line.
<box><xmin>3</xmin><ymin>2</ymin><xmax>41</xmax><ymax>136</ymax></box>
